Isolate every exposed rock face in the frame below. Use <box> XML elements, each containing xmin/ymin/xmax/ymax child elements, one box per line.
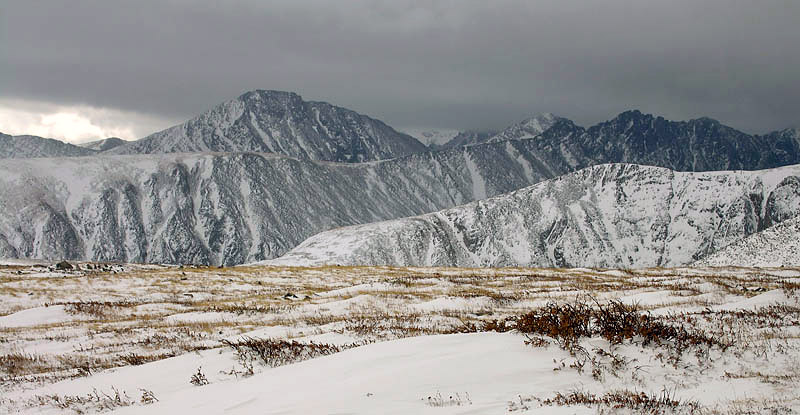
<box><xmin>437</xmin><ymin>112</ymin><xmax>800</xmax><ymax>174</ymax></box>
<box><xmin>523</xmin><ymin>112</ymin><xmax>800</xmax><ymax>172</ymax></box>
<box><xmin>268</xmin><ymin>164</ymin><xmax>800</xmax><ymax>268</ymax></box>
<box><xmin>0</xmin><ymin>133</ymin><xmax>97</xmax><ymax>159</ymax></box>
<box><xmin>108</xmin><ymin>90</ymin><xmax>427</xmax><ymax>162</ymax></box>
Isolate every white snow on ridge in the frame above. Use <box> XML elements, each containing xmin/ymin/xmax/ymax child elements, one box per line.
<box><xmin>696</xmin><ymin>215</ymin><xmax>800</xmax><ymax>267</ymax></box>
<box><xmin>400</xmin><ymin>128</ymin><xmax>461</xmax><ymax>146</ymax></box>
<box><xmin>267</xmin><ymin>163</ymin><xmax>800</xmax><ymax>268</ymax></box>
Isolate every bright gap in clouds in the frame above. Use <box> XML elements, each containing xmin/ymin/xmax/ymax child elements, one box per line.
<box><xmin>0</xmin><ymin>99</ymin><xmax>178</xmax><ymax>144</ymax></box>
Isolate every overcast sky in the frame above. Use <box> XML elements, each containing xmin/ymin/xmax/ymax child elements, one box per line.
<box><xmin>2</xmin><ymin>0</ymin><xmax>798</xmax><ymax>142</ymax></box>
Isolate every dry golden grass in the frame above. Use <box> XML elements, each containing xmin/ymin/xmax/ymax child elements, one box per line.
<box><xmin>1</xmin><ymin>261</ymin><xmax>799</xmax><ymax>396</ymax></box>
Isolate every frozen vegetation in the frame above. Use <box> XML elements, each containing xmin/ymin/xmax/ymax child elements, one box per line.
<box><xmin>1</xmin><ymin>262</ymin><xmax>799</xmax><ymax>414</ymax></box>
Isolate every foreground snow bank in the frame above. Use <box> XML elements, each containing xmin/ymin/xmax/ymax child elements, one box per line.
<box><xmin>110</xmin><ymin>332</ymin><xmax>576</xmax><ymax>415</ymax></box>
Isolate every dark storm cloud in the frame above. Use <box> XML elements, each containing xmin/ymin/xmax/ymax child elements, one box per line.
<box><xmin>2</xmin><ymin>0</ymin><xmax>798</xmax><ymax>136</ymax></box>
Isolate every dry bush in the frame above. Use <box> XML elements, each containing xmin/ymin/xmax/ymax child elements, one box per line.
<box><xmin>539</xmin><ymin>389</ymin><xmax>700</xmax><ymax>414</ymax></box>
<box><xmin>424</xmin><ymin>391</ymin><xmax>472</xmax><ymax>407</ymax></box>
<box><xmin>190</xmin><ymin>367</ymin><xmax>209</xmax><ymax>386</ymax></box>
<box><xmin>29</xmin><ymin>387</ymin><xmax>135</xmax><ymax>412</ymax></box>
<box><xmin>221</xmin><ymin>337</ymin><xmax>358</xmax><ymax>368</ymax></box>
<box><xmin>60</xmin><ymin>301</ymin><xmax>136</xmax><ymax>318</ymax></box>
<box><xmin>490</xmin><ymin>299</ymin><xmax>724</xmax><ymax>351</ymax></box>
<box><xmin>698</xmin><ymin>305</ymin><xmax>800</xmax><ymax>330</ymax></box>
<box><xmin>0</xmin><ymin>352</ymin><xmax>50</xmax><ymax>376</ymax></box>
<box><xmin>119</xmin><ymin>352</ymin><xmax>176</xmax><ymax>366</ymax></box>
<box><xmin>780</xmin><ymin>280</ymin><xmax>800</xmax><ymax>294</ymax></box>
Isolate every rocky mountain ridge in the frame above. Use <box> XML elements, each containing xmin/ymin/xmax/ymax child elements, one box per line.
<box><xmin>267</xmin><ymin>163</ymin><xmax>800</xmax><ymax>268</ymax></box>
<box><xmin>0</xmin><ymin>133</ymin><xmax>97</xmax><ymax>159</ymax></box>
<box><xmin>0</xmin><ymin>146</ymin><xmax>555</xmax><ymax>265</ymax></box>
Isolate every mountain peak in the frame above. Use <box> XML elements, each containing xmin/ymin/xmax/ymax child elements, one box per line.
<box><xmin>609</xmin><ymin>109</ymin><xmax>652</xmax><ymax>123</ymax></box>
<box><xmin>108</xmin><ymin>90</ymin><xmax>426</xmax><ymax>162</ymax></box>
<box><xmin>487</xmin><ymin>112</ymin><xmax>566</xmax><ymax>143</ymax></box>
<box><xmin>239</xmin><ymin>89</ymin><xmax>303</xmax><ymax>102</ymax></box>
<box><xmin>519</xmin><ymin>112</ymin><xmax>561</xmax><ymax>130</ymax></box>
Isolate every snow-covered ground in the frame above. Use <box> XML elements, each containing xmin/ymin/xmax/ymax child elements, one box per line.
<box><xmin>1</xmin><ymin>262</ymin><xmax>799</xmax><ymax>414</ymax></box>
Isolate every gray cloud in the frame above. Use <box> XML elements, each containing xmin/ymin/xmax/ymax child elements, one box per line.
<box><xmin>2</xmin><ymin>0</ymin><xmax>798</xmax><ymax>138</ymax></box>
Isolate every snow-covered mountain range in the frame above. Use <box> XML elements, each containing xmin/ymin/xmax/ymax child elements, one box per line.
<box><xmin>108</xmin><ymin>90</ymin><xmax>427</xmax><ymax>162</ymax></box>
<box><xmin>267</xmin><ymin>163</ymin><xmax>800</xmax><ymax>268</ymax></box>
<box><xmin>1</xmin><ymin>89</ymin><xmax>799</xmax><ymax>266</ymax></box>
<box><xmin>516</xmin><ymin>112</ymin><xmax>800</xmax><ymax>172</ymax></box>
<box><xmin>0</xmin><ymin>146</ymin><xmax>555</xmax><ymax>265</ymax></box>
<box><xmin>0</xmin><ymin>133</ymin><xmax>97</xmax><ymax>159</ymax></box>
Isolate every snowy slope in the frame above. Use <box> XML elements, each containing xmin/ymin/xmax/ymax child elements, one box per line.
<box><xmin>270</xmin><ymin>163</ymin><xmax>800</xmax><ymax>268</ymax></box>
<box><xmin>79</xmin><ymin>137</ymin><xmax>129</xmax><ymax>151</ymax></box>
<box><xmin>4</xmin><ymin>264</ymin><xmax>798</xmax><ymax>415</ymax></box>
<box><xmin>100</xmin><ymin>333</ymin><xmax>626</xmax><ymax>414</ymax></box>
<box><xmin>0</xmin><ymin>132</ymin><xmax>97</xmax><ymax>159</ymax></box>
<box><xmin>108</xmin><ymin>90</ymin><xmax>427</xmax><ymax>162</ymax></box>
<box><xmin>400</xmin><ymin>128</ymin><xmax>461</xmax><ymax>147</ymax></box>
<box><xmin>695</xmin><ymin>215</ymin><xmax>800</xmax><ymax>267</ymax></box>
<box><xmin>487</xmin><ymin>112</ymin><xmax>563</xmax><ymax>142</ymax></box>
<box><xmin>0</xmin><ymin>147</ymin><xmax>556</xmax><ymax>265</ymax></box>
<box><xmin>436</xmin><ymin>130</ymin><xmax>497</xmax><ymax>148</ymax></box>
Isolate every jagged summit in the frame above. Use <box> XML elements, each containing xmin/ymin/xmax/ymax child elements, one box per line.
<box><xmin>526</xmin><ymin>109</ymin><xmax>800</xmax><ymax>171</ymax></box>
<box><xmin>487</xmin><ymin>112</ymin><xmax>565</xmax><ymax>143</ymax></box>
<box><xmin>108</xmin><ymin>89</ymin><xmax>427</xmax><ymax>162</ymax></box>
<box><xmin>435</xmin><ymin>112</ymin><xmax>565</xmax><ymax>149</ymax></box>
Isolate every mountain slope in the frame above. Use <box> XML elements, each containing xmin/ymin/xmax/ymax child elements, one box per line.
<box><xmin>695</xmin><ymin>215</ymin><xmax>800</xmax><ymax>267</ymax></box>
<box><xmin>435</xmin><ymin>111</ymin><xmax>799</xmax><ymax>172</ymax></box>
<box><xmin>0</xmin><ymin>144</ymin><xmax>555</xmax><ymax>265</ymax></box>
<box><xmin>401</xmin><ymin>128</ymin><xmax>460</xmax><ymax>147</ymax></box>
<box><xmin>2</xmin><ymin>107</ymin><xmax>797</xmax><ymax>265</ymax></box>
<box><xmin>80</xmin><ymin>137</ymin><xmax>129</xmax><ymax>152</ymax></box>
<box><xmin>0</xmin><ymin>133</ymin><xmax>97</xmax><ymax>159</ymax></box>
<box><xmin>268</xmin><ymin>163</ymin><xmax>800</xmax><ymax>268</ymax></box>
<box><xmin>109</xmin><ymin>90</ymin><xmax>427</xmax><ymax>162</ymax></box>
<box><xmin>431</xmin><ymin>113</ymin><xmax>563</xmax><ymax>149</ymax></box>
<box><xmin>437</xmin><ymin>130</ymin><xmax>498</xmax><ymax>148</ymax></box>
<box><xmin>487</xmin><ymin>113</ymin><xmax>563</xmax><ymax>143</ymax></box>
<box><xmin>527</xmin><ymin>111</ymin><xmax>800</xmax><ymax>171</ymax></box>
